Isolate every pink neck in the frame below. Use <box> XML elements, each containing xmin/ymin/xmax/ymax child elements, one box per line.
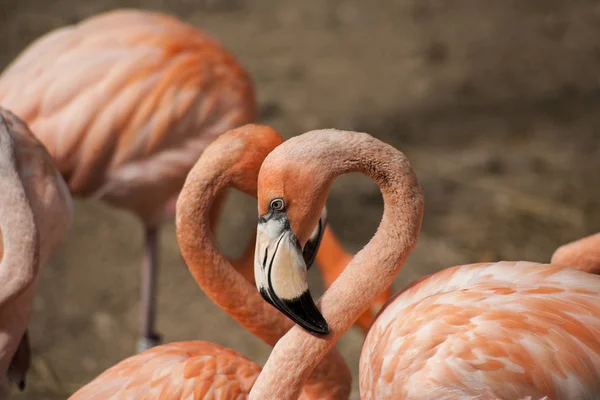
<box><xmin>551</xmin><ymin>233</ymin><xmax>600</xmax><ymax>275</ymax></box>
<box><xmin>250</xmin><ymin>130</ymin><xmax>424</xmax><ymax>399</ymax></box>
<box><xmin>175</xmin><ymin>146</ymin><xmax>351</xmax><ymax>399</ymax></box>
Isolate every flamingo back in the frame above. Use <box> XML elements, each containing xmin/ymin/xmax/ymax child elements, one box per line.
<box><xmin>0</xmin><ymin>9</ymin><xmax>255</xmax><ymax>222</ymax></box>
<box><xmin>1</xmin><ymin>108</ymin><xmax>73</xmax><ymax>265</ymax></box>
<box><xmin>68</xmin><ymin>341</ymin><xmax>261</xmax><ymax>400</ymax></box>
<box><xmin>360</xmin><ymin>261</ymin><xmax>600</xmax><ymax>399</ymax></box>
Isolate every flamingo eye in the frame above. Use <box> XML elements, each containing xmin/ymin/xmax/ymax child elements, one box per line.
<box><xmin>269</xmin><ymin>198</ymin><xmax>285</xmax><ymax>212</ymax></box>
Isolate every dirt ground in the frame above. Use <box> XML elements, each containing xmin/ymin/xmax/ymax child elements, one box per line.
<box><xmin>1</xmin><ymin>0</ymin><xmax>600</xmax><ymax>398</ymax></box>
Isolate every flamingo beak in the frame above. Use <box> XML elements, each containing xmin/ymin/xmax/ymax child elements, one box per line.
<box><xmin>254</xmin><ymin>208</ymin><xmax>329</xmax><ymax>335</ymax></box>
<box><xmin>303</xmin><ymin>207</ymin><xmax>327</xmax><ymax>270</ymax></box>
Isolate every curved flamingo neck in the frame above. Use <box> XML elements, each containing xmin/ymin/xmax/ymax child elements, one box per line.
<box><xmin>250</xmin><ymin>130</ymin><xmax>424</xmax><ymax>399</ymax></box>
<box><xmin>0</xmin><ymin>119</ymin><xmax>39</xmax><ymax>375</ymax></box>
<box><xmin>551</xmin><ymin>233</ymin><xmax>600</xmax><ymax>275</ymax></box>
<box><xmin>175</xmin><ymin>127</ymin><xmax>351</xmax><ymax>399</ymax></box>
<box><xmin>176</xmin><ymin>157</ymin><xmax>288</xmax><ymax>345</ymax></box>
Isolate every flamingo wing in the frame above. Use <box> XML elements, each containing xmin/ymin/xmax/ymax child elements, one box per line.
<box><xmin>361</xmin><ymin>261</ymin><xmax>600</xmax><ymax>399</ymax></box>
<box><xmin>69</xmin><ymin>341</ymin><xmax>261</xmax><ymax>400</ymax></box>
<box><xmin>0</xmin><ymin>9</ymin><xmax>255</xmax><ymax>219</ymax></box>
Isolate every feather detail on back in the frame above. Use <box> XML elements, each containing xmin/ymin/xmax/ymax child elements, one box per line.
<box><xmin>361</xmin><ymin>261</ymin><xmax>600</xmax><ymax>400</ymax></box>
<box><xmin>69</xmin><ymin>341</ymin><xmax>261</xmax><ymax>400</ymax></box>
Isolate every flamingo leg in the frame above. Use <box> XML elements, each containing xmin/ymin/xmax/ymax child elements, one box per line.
<box><xmin>137</xmin><ymin>225</ymin><xmax>162</xmax><ymax>353</ymax></box>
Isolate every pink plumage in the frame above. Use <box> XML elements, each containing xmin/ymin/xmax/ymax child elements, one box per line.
<box><xmin>0</xmin><ymin>9</ymin><xmax>255</xmax><ymax>221</ymax></box>
<box><xmin>361</xmin><ymin>261</ymin><xmax>600</xmax><ymax>399</ymax></box>
<box><xmin>68</xmin><ymin>342</ymin><xmax>261</xmax><ymax>400</ymax></box>
<box><xmin>0</xmin><ymin>108</ymin><xmax>73</xmax><ymax>396</ymax></box>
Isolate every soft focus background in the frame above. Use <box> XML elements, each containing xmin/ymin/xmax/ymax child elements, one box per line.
<box><xmin>1</xmin><ymin>0</ymin><xmax>599</xmax><ymax>398</ymax></box>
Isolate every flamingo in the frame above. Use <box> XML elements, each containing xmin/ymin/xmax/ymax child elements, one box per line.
<box><xmin>67</xmin><ymin>124</ymin><xmax>351</xmax><ymax>399</ymax></box>
<box><xmin>0</xmin><ymin>9</ymin><xmax>389</xmax><ymax>350</ymax></box>
<box><xmin>0</xmin><ymin>108</ymin><xmax>73</xmax><ymax>397</ymax></box>
<box><xmin>250</xmin><ymin>128</ymin><xmax>600</xmax><ymax>399</ymax></box>
<box><xmin>551</xmin><ymin>233</ymin><xmax>600</xmax><ymax>275</ymax></box>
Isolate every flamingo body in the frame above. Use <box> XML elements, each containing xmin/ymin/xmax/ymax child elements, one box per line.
<box><xmin>69</xmin><ymin>341</ymin><xmax>261</xmax><ymax>400</ymax></box>
<box><xmin>0</xmin><ymin>108</ymin><xmax>72</xmax><ymax>396</ymax></box>
<box><xmin>0</xmin><ymin>9</ymin><xmax>255</xmax><ymax>222</ymax></box>
<box><xmin>361</xmin><ymin>261</ymin><xmax>600</xmax><ymax>399</ymax></box>
<box><xmin>0</xmin><ymin>9</ymin><xmax>255</xmax><ymax>350</ymax></box>
<box><xmin>3</xmin><ymin>110</ymin><xmax>74</xmax><ymax>261</ymax></box>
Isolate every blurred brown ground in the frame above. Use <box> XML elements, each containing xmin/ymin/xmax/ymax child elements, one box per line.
<box><xmin>1</xmin><ymin>0</ymin><xmax>599</xmax><ymax>398</ymax></box>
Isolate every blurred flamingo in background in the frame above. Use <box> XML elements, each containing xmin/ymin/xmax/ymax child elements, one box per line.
<box><xmin>0</xmin><ymin>108</ymin><xmax>73</xmax><ymax>397</ymax></box>
<box><xmin>551</xmin><ymin>233</ymin><xmax>600</xmax><ymax>275</ymax></box>
<box><xmin>0</xmin><ymin>9</ymin><xmax>389</xmax><ymax>352</ymax></box>
<box><xmin>249</xmin><ymin>129</ymin><xmax>600</xmax><ymax>399</ymax></box>
<box><xmin>68</xmin><ymin>124</ymin><xmax>351</xmax><ymax>399</ymax></box>
<box><xmin>0</xmin><ymin>9</ymin><xmax>256</xmax><ymax>353</ymax></box>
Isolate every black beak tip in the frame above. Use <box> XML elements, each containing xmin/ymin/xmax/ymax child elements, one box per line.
<box><xmin>278</xmin><ymin>291</ymin><xmax>332</xmax><ymax>337</ymax></box>
<box><xmin>309</xmin><ymin>322</ymin><xmax>330</xmax><ymax>336</ymax></box>
<box><xmin>306</xmin><ymin>310</ymin><xmax>330</xmax><ymax>336</ymax></box>
<box><xmin>18</xmin><ymin>380</ymin><xmax>25</xmax><ymax>391</ymax></box>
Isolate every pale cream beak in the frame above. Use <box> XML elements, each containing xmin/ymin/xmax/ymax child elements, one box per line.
<box><xmin>254</xmin><ymin>209</ymin><xmax>329</xmax><ymax>335</ymax></box>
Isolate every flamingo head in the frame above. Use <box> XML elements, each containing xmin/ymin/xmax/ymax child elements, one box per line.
<box><xmin>253</xmin><ymin>140</ymin><xmax>333</xmax><ymax>335</ymax></box>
